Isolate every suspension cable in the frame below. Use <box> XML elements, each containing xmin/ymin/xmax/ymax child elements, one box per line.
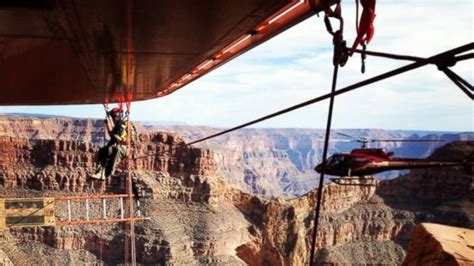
<box><xmin>455</xmin><ymin>53</ymin><xmax>473</xmax><ymax>62</ymax></box>
<box><xmin>185</xmin><ymin>43</ymin><xmax>473</xmax><ymax>146</ymax></box>
<box><xmin>351</xmin><ymin>47</ymin><xmax>473</xmax><ymax>98</ymax></box>
<box><xmin>443</xmin><ymin>68</ymin><xmax>473</xmax><ymax>92</ymax></box>
<box><xmin>351</xmin><ymin>47</ymin><xmax>423</xmax><ymax>61</ymax></box>
<box><xmin>442</xmin><ymin>68</ymin><xmax>474</xmax><ymax>99</ymax></box>
<box><xmin>124</xmin><ymin>43</ymin><xmax>473</xmax><ymax>163</ymax></box>
<box><xmin>352</xmin><ymin>47</ymin><xmax>473</xmax><ymax>67</ymax></box>
<box><xmin>308</xmin><ymin>63</ymin><xmax>339</xmax><ymax>265</ymax></box>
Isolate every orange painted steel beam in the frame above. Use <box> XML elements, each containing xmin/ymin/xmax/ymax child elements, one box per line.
<box><xmin>56</xmin><ymin>217</ymin><xmax>147</xmax><ymax>226</ymax></box>
<box><xmin>54</xmin><ymin>194</ymin><xmax>130</xmax><ymax>201</ymax></box>
<box><xmin>0</xmin><ymin>0</ymin><xmax>335</xmax><ymax>104</ymax></box>
<box><xmin>159</xmin><ymin>0</ymin><xmax>334</xmax><ymax>97</ymax></box>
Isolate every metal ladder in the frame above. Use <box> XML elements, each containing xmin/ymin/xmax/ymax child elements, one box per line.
<box><xmin>55</xmin><ymin>194</ymin><xmax>147</xmax><ymax>226</ymax></box>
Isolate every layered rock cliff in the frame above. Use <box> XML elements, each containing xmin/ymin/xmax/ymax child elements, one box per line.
<box><xmin>145</xmin><ymin>125</ymin><xmax>473</xmax><ymax>198</ymax></box>
<box><xmin>403</xmin><ymin>223</ymin><xmax>474</xmax><ymax>266</ymax></box>
<box><xmin>0</xmin><ymin>131</ymin><xmax>236</xmax><ymax>265</ymax></box>
<box><xmin>0</xmin><ymin>115</ymin><xmax>472</xmax><ymax>265</ymax></box>
<box><xmin>0</xmin><ymin>127</ymin><xmax>380</xmax><ymax>264</ymax></box>
<box><xmin>2</xmin><ymin>115</ymin><xmax>471</xmax><ymax>198</ymax></box>
<box><xmin>0</xmin><ymin>132</ymin><xmax>215</xmax><ymax>194</ymax></box>
<box><xmin>0</xmin><ymin>116</ymin><xmax>106</xmax><ymax>143</ymax></box>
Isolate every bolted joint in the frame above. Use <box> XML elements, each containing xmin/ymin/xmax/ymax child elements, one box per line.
<box><xmin>435</xmin><ymin>55</ymin><xmax>457</xmax><ymax>70</ymax></box>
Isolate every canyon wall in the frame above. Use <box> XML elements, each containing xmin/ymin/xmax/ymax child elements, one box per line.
<box><xmin>152</xmin><ymin>125</ymin><xmax>473</xmax><ymax>197</ymax></box>
<box><xmin>402</xmin><ymin>223</ymin><xmax>474</xmax><ymax>265</ymax></box>
<box><xmin>0</xmin><ymin>115</ymin><xmax>472</xmax><ymax>264</ymax></box>
<box><xmin>0</xmin><ymin>132</ymin><xmax>215</xmax><ymax>194</ymax></box>
<box><xmin>2</xmin><ymin>115</ymin><xmax>471</xmax><ymax>198</ymax></box>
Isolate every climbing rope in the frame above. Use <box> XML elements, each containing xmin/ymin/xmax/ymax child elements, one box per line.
<box><xmin>125</xmin><ymin>98</ymin><xmax>136</xmax><ymax>265</ymax></box>
<box><xmin>124</xmin><ymin>0</ymin><xmax>136</xmax><ymax>261</ymax></box>
<box><xmin>308</xmin><ymin>3</ymin><xmax>348</xmax><ymax>263</ymax></box>
<box><xmin>308</xmin><ymin>60</ymin><xmax>339</xmax><ymax>265</ymax></box>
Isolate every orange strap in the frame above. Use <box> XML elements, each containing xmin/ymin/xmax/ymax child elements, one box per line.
<box><xmin>349</xmin><ymin>0</ymin><xmax>376</xmax><ymax>56</ymax></box>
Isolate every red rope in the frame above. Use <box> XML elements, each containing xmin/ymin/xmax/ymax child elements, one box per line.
<box><xmin>102</xmin><ymin>91</ymin><xmax>134</xmax><ymax>114</ymax></box>
<box><xmin>355</xmin><ymin>0</ymin><xmax>359</xmax><ymax>33</ymax></box>
<box><xmin>349</xmin><ymin>0</ymin><xmax>376</xmax><ymax>56</ymax></box>
<box><xmin>124</xmin><ymin>0</ymin><xmax>136</xmax><ymax>264</ymax></box>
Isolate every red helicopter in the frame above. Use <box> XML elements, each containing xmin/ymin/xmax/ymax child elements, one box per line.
<box><xmin>314</xmin><ymin>133</ymin><xmax>473</xmax><ymax>185</ymax></box>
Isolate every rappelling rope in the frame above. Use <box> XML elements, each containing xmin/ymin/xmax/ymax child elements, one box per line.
<box><xmin>309</xmin><ymin>62</ymin><xmax>338</xmax><ymax>266</ymax></box>
<box><xmin>124</xmin><ymin>0</ymin><xmax>136</xmax><ymax>263</ymax></box>
<box><xmin>308</xmin><ymin>3</ymin><xmax>348</xmax><ymax>263</ymax></box>
<box><xmin>125</xmin><ymin>98</ymin><xmax>136</xmax><ymax>265</ymax></box>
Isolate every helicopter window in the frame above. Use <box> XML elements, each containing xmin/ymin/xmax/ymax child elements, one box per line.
<box><xmin>326</xmin><ymin>156</ymin><xmax>335</xmax><ymax>165</ymax></box>
<box><xmin>353</xmin><ymin>157</ymin><xmax>368</xmax><ymax>162</ymax></box>
<box><xmin>327</xmin><ymin>155</ymin><xmax>344</xmax><ymax>167</ymax></box>
<box><xmin>325</xmin><ymin>155</ymin><xmax>351</xmax><ymax>176</ymax></box>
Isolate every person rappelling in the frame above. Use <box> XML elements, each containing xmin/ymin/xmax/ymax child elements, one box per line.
<box><xmin>90</xmin><ymin>106</ymin><xmax>134</xmax><ymax>180</ymax></box>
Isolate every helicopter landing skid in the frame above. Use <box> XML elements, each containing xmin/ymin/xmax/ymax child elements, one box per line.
<box><xmin>330</xmin><ymin>176</ymin><xmax>376</xmax><ymax>187</ymax></box>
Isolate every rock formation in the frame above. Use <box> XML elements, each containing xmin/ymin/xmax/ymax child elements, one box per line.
<box><xmin>144</xmin><ymin>125</ymin><xmax>474</xmax><ymax>197</ymax></box>
<box><xmin>0</xmin><ymin>115</ymin><xmax>472</xmax><ymax>264</ymax></box>
<box><xmin>403</xmin><ymin>223</ymin><xmax>474</xmax><ymax>266</ymax></box>
<box><xmin>2</xmin><ymin>115</ymin><xmax>471</xmax><ymax>198</ymax></box>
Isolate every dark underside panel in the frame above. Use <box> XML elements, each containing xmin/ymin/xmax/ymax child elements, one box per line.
<box><xmin>0</xmin><ymin>0</ymin><xmax>331</xmax><ymax>105</ymax></box>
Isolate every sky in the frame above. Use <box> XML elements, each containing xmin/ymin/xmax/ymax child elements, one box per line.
<box><xmin>1</xmin><ymin>0</ymin><xmax>473</xmax><ymax>131</ymax></box>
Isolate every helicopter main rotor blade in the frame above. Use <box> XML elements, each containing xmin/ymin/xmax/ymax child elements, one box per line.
<box><xmin>335</xmin><ymin>132</ymin><xmax>355</xmax><ymax>139</ymax></box>
<box><xmin>313</xmin><ymin>138</ymin><xmax>354</xmax><ymax>142</ymax></box>
<box><xmin>370</xmin><ymin>139</ymin><xmax>445</xmax><ymax>142</ymax></box>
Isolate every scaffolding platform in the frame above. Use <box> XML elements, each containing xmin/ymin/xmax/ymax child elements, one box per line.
<box><xmin>0</xmin><ymin>194</ymin><xmax>148</xmax><ymax>229</ymax></box>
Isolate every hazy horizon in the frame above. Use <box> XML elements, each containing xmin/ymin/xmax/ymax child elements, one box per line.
<box><xmin>2</xmin><ymin>112</ymin><xmax>472</xmax><ymax>134</ymax></box>
<box><xmin>0</xmin><ymin>1</ymin><xmax>472</xmax><ymax>131</ymax></box>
